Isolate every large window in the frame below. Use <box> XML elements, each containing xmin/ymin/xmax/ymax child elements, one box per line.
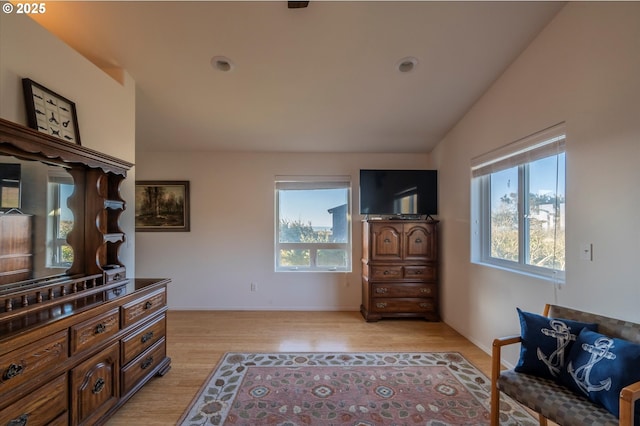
<box><xmin>275</xmin><ymin>176</ymin><xmax>351</xmax><ymax>272</ymax></box>
<box><xmin>471</xmin><ymin>124</ymin><xmax>566</xmax><ymax>281</ymax></box>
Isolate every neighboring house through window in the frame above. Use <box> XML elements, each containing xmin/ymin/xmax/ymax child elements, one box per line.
<box><xmin>471</xmin><ymin>123</ymin><xmax>566</xmax><ymax>282</ymax></box>
<box><xmin>275</xmin><ymin>176</ymin><xmax>351</xmax><ymax>272</ymax></box>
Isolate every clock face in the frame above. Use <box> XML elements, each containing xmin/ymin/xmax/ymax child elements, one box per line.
<box><xmin>31</xmin><ymin>86</ymin><xmax>78</xmax><ymax>143</ymax></box>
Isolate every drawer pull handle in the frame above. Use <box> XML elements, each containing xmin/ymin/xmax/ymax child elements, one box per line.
<box><xmin>144</xmin><ymin>301</ymin><xmax>153</xmax><ymax>309</ymax></box>
<box><xmin>419</xmin><ymin>302</ymin><xmax>432</xmax><ymax>308</ymax></box>
<box><xmin>7</xmin><ymin>414</ymin><xmax>29</xmax><ymax>426</ymax></box>
<box><xmin>113</xmin><ymin>287</ymin><xmax>123</xmax><ymax>296</ymax></box>
<box><xmin>113</xmin><ymin>273</ymin><xmax>121</xmax><ymax>281</ymax></box>
<box><xmin>375</xmin><ymin>287</ymin><xmax>388</xmax><ymax>294</ymax></box>
<box><xmin>383</xmin><ymin>238</ymin><xmax>391</xmax><ymax>243</ymax></box>
<box><xmin>141</xmin><ymin>331</ymin><xmax>154</xmax><ymax>343</ymax></box>
<box><xmin>415</xmin><ymin>238</ymin><xmax>423</xmax><ymax>243</ymax></box>
<box><xmin>141</xmin><ymin>356</ymin><xmax>154</xmax><ymax>370</ymax></box>
<box><xmin>376</xmin><ymin>302</ymin><xmax>388</xmax><ymax>309</ymax></box>
<box><xmin>383</xmin><ymin>270</ymin><xmax>391</xmax><ymax>275</ymax></box>
<box><xmin>420</xmin><ymin>288</ymin><xmax>431</xmax><ymax>294</ymax></box>
<box><xmin>3</xmin><ymin>363</ymin><xmax>24</xmax><ymax>380</ymax></box>
<box><xmin>95</xmin><ymin>323</ymin><xmax>107</xmax><ymax>334</ymax></box>
<box><xmin>93</xmin><ymin>377</ymin><xmax>105</xmax><ymax>394</ymax></box>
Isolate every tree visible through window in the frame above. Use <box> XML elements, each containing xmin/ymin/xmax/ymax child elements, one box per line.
<box><xmin>275</xmin><ymin>178</ymin><xmax>351</xmax><ymax>272</ymax></box>
<box><xmin>471</xmin><ymin>124</ymin><xmax>565</xmax><ymax>281</ymax></box>
<box><xmin>47</xmin><ymin>173</ymin><xmax>74</xmax><ymax>267</ymax></box>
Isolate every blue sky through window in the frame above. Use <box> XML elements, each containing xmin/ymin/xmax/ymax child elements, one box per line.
<box><xmin>279</xmin><ymin>188</ymin><xmax>348</xmax><ymax>228</ymax></box>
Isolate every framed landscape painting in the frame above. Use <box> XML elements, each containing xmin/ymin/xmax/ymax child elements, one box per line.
<box><xmin>135</xmin><ymin>181</ymin><xmax>190</xmax><ymax>232</ymax></box>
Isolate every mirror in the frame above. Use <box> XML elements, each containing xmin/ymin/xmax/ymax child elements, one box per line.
<box><xmin>0</xmin><ymin>154</ymin><xmax>75</xmax><ymax>284</ymax></box>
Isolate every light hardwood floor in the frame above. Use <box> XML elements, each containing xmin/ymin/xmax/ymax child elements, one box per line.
<box><xmin>106</xmin><ymin>310</ymin><xmax>498</xmax><ymax>425</ymax></box>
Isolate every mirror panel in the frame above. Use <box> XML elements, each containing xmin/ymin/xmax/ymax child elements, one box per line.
<box><xmin>0</xmin><ymin>154</ymin><xmax>75</xmax><ymax>283</ymax></box>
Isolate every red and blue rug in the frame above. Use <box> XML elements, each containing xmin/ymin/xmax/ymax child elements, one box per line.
<box><xmin>179</xmin><ymin>352</ymin><xmax>535</xmax><ymax>425</ymax></box>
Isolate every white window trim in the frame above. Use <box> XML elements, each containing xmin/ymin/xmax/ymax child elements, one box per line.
<box><xmin>471</xmin><ymin>123</ymin><xmax>566</xmax><ymax>283</ymax></box>
<box><xmin>275</xmin><ymin>175</ymin><xmax>352</xmax><ymax>272</ymax></box>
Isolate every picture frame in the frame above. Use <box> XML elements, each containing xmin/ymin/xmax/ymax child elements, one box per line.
<box><xmin>22</xmin><ymin>78</ymin><xmax>82</xmax><ymax>145</ymax></box>
<box><xmin>135</xmin><ymin>181</ymin><xmax>190</xmax><ymax>232</ymax></box>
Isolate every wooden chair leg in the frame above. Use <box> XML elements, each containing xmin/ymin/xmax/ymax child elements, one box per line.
<box><xmin>490</xmin><ymin>340</ymin><xmax>502</xmax><ymax>426</ymax></box>
<box><xmin>539</xmin><ymin>414</ymin><xmax>548</xmax><ymax>426</ymax></box>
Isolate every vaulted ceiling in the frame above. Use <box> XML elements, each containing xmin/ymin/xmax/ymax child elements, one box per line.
<box><xmin>33</xmin><ymin>1</ymin><xmax>564</xmax><ymax>153</ymax></box>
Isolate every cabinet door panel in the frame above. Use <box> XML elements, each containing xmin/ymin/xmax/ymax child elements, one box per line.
<box><xmin>404</xmin><ymin>223</ymin><xmax>437</xmax><ymax>261</ymax></box>
<box><xmin>370</xmin><ymin>224</ymin><xmax>402</xmax><ymax>260</ymax></box>
<box><xmin>71</xmin><ymin>342</ymin><xmax>120</xmax><ymax>425</ymax></box>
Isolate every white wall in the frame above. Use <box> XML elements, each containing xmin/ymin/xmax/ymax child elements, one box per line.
<box><xmin>0</xmin><ymin>13</ymin><xmax>137</xmax><ymax>275</ymax></box>
<box><xmin>134</xmin><ymin>151</ymin><xmax>430</xmax><ymax>310</ymax></box>
<box><xmin>432</xmin><ymin>2</ymin><xmax>640</xmax><ymax>365</ymax></box>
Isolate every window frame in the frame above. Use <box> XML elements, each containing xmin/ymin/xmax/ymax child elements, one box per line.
<box><xmin>47</xmin><ymin>171</ymin><xmax>74</xmax><ymax>268</ymax></box>
<box><xmin>471</xmin><ymin>124</ymin><xmax>566</xmax><ymax>282</ymax></box>
<box><xmin>275</xmin><ymin>176</ymin><xmax>352</xmax><ymax>272</ymax></box>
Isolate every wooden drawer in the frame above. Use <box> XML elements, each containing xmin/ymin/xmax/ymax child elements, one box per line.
<box><xmin>104</xmin><ymin>266</ymin><xmax>126</xmax><ymax>284</ymax></box>
<box><xmin>122</xmin><ymin>338</ymin><xmax>166</xmax><ymax>395</ymax></box>
<box><xmin>71</xmin><ymin>342</ymin><xmax>120</xmax><ymax>426</ymax></box>
<box><xmin>0</xmin><ymin>330</ymin><xmax>67</xmax><ymax>396</ymax></box>
<box><xmin>121</xmin><ymin>288</ymin><xmax>166</xmax><ymax>328</ymax></box>
<box><xmin>371</xmin><ymin>298</ymin><xmax>437</xmax><ymax>313</ymax></box>
<box><xmin>404</xmin><ymin>265</ymin><xmax>436</xmax><ymax>281</ymax></box>
<box><xmin>371</xmin><ymin>283</ymin><xmax>437</xmax><ymax>298</ymax></box>
<box><xmin>122</xmin><ymin>314</ymin><xmax>166</xmax><ymax>365</ymax></box>
<box><xmin>70</xmin><ymin>308</ymin><xmax>120</xmax><ymax>355</ymax></box>
<box><xmin>106</xmin><ymin>282</ymin><xmax>128</xmax><ymax>300</ymax></box>
<box><xmin>369</xmin><ymin>265</ymin><xmax>403</xmax><ymax>280</ymax></box>
<box><xmin>0</xmin><ymin>373</ymin><xmax>67</xmax><ymax>426</ymax></box>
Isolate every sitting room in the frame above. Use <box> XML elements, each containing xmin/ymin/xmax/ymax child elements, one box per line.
<box><xmin>0</xmin><ymin>1</ymin><xmax>638</xmax><ymax>425</ymax></box>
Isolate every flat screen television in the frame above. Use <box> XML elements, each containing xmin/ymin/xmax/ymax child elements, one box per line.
<box><xmin>359</xmin><ymin>169</ymin><xmax>437</xmax><ymax>216</ymax></box>
<box><xmin>0</xmin><ymin>163</ymin><xmax>21</xmax><ymax>211</ymax></box>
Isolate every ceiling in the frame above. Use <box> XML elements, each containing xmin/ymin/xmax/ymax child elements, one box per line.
<box><xmin>32</xmin><ymin>1</ymin><xmax>564</xmax><ymax>153</ymax></box>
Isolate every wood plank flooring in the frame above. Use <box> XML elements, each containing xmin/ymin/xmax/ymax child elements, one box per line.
<box><xmin>106</xmin><ymin>310</ymin><xmax>499</xmax><ymax>425</ymax></box>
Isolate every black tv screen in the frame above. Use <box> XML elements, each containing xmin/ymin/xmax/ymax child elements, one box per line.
<box><xmin>359</xmin><ymin>169</ymin><xmax>437</xmax><ymax>216</ymax></box>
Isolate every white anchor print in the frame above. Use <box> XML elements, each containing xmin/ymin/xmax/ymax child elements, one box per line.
<box><xmin>537</xmin><ymin>319</ymin><xmax>575</xmax><ymax>377</ymax></box>
<box><xmin>567</xmin><ymin>336</ymin><xmax>616</xmax><ymax>394</ymax></box>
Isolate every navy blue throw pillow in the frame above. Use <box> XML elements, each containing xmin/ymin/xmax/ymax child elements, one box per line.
<box><xmin>559</xmin><ymin>328</ymin><xmax>640</xmax><ymax>419</ymax></box>
<box><xmin>515</xmin><ymin>308</ymin><xmax>597</xmax><ymax>380</ymax></box>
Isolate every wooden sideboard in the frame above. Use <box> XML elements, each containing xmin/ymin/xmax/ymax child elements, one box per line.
<box><xmin>360</xmin><ymin>219</ymin><xmax>439</xmax><ymax>322</ymax></box>
<box><xmin>0</xmin><ymin>278</ymin><xmax>171</xmax><ymax>425</ymax></box>
<box><xmin>0</xmin><ymin>118</ymin><xmax>171</xmax><ymax>424</ymax></box>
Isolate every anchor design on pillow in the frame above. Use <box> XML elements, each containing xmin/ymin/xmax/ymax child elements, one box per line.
<box><xmin>567</xmin><ymin>336</ymin><xmax>616</xmax><ymax>394</ymax></box>
<box><xmin>537</xmin><ymin>319</ymin><xmax>576</xmax><ymax>377</ymax></box>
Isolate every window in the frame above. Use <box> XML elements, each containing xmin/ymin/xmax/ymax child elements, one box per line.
<box><xmin>47</xmin><ymin>171</ymin><xmax>74</xmax><ymax>268</ymax></box>
<box><xmin>275</xmin><ymin>176</ymin><xmax>351</xmax><ymax>272</ymax></box>
<box><xmin>471</xmin><ymin>124</ymin><xmax>565</xmax><ymax>281</ymax></box>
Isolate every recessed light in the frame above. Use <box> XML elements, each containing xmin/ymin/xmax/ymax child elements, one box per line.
<box><xmin>211</xmin><ymin>56</ymin><xmax>234</xmax><ymax>72</ymax></box>
<box><xmin>396</xmin><ymin>56</ymin><xmax>418</xmax><ymax>73</ymax></box>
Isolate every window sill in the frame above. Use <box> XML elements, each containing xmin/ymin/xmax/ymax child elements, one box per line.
<box><xmin>471</xmin><ymin>259</ymin><xmax>565</xmax><ymax>284</ymax></box>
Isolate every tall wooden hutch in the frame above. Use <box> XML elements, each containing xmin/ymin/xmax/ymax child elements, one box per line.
<box><xmin>0</xmin><ymin>118</ymin><xmax>171</xmax><ymax>425</ymax></box>
<box><xmin>361</xmin><ymin>219</ymin><xmax>439</xmax><ymax>322</ymax></box>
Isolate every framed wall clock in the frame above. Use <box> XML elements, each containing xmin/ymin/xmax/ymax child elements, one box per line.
<box><xmin>22</xmin><ymin>78</ymin><xmax>81</xmax><ymax>145</ymax></box>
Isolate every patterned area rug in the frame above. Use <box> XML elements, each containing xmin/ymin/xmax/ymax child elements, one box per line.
<box><xmin>179</xmin><ymin>352</ymin><xmax>536</xmax><ymax>426</ymax></box>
